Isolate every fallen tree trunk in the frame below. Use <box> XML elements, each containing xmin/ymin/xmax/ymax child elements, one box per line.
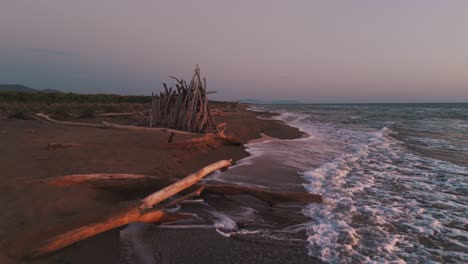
<box><xmin>28</xmin><ymin>160</ymin><xmax>232</xmax><ymax>258</ymax></box>
<box><xmin>40</xmin><ymin>174</ymin><xmax>323</xmax><ymax>205</ymax></box>
<box><xmin>35</xmin><ymin>113</ymin><xmax>199</xmax><ymax>136</ymax></box>
<box><xmin>139</xmin><ymin>159</ymin><xmax>232</xmax><ymax>211</ymax></box>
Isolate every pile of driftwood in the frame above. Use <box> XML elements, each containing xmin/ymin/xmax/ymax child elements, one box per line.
<box><xmin>149</xmin><ymin>65</ymin><xmax>214</xmax><ymax>133</ymax></box>
<box><xmin>33</xmin><ymin>66</ymin><xmax>242</xmax><ymax>147</ymax></box>
<box><xmin>27</xmin><ymin>160</ymin><xmax>323</xmax><ymax>259</ymax></box>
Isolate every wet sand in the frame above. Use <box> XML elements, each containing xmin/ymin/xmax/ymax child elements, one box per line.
<box><xmin>0</xmin><ymin>106</ymin><xmax>321</xmax><ymax>263</ymax></box>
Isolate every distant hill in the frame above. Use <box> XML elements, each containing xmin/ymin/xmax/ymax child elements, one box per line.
<box><xmin>240</xmin><ymin>98</ymin><xmax>303</xmax><ymax>104</ymax></box>
<box><xmin>40</xmin><ymin>88</ymin><xmax>63</xmax><ymax>93</ymax></box>
<box><xmin>0</xmin><ymin>84</ymin><xmax>62</xmax><ymax>93</ymax></box>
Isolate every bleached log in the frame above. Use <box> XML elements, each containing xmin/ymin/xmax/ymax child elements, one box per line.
<box><xmin>100</xmin><ymin>121</ymin><xmax>198</xmax><ymax>135</ymax></box>
<box><xmin>35</xmin><ymin>113</ymin><xmax>104</xmax><ymax>128</ymax></box>
<box><xmin>155</xmin><ymin>186</ymin><xmax>205</xmax><ymax>210</ymax></box>
<box><xmin>28</xmin><ymin>160</ymin><xmax>232</xmax><ymax>258</ymax></box>
<box><xmin>40</xmin><ymin>174</ymin><xmax>323</xmax><ymax>205</ymax></box>
<box><xmin>34</xmin><ymin>113</ymin><xmax>199</xmax><ymax>136</ymax></box>
<box><xmin>139</xmin><ymin>159</ymin><xmax>232</xmax><ymax>211</ymax></box>
<box><xmin>27</xmin><ymin>208</ymin><xmax>190</xmax><ymax>259</ymax></box>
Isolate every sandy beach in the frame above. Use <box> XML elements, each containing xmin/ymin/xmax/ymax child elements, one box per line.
<box><xmin>0</xmin><ymin>105</ymin><xmax>321</xmax><ymax>263</ymax></box>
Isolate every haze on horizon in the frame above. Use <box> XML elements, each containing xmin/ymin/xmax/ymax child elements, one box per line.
<box><xmin>1</xmin><ymin>1</ymin><xmax>467</xmax><ymax>103</ymax></box>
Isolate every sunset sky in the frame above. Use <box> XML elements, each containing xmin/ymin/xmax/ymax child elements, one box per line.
<box><xmin>1</xmin><ymin>1</ymin><xmax>467</xmax><ymax>102</ymax></box>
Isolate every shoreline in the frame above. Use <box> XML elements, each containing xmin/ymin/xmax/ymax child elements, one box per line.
<box><xmin>0</xmin><ymin>105</ymin><xmax>318</xmax><ymax>263</ymax></box>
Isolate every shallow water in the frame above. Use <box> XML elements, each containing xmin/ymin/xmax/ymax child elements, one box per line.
<box><xmin>121</xmin><ymin>103</ymin><xmax>467</xmax><ymax>263</ymax></box>
<box><xmin>253</xmin><ymin>103</ymin><xmax>468</xmax><ymax>263</ymax></box>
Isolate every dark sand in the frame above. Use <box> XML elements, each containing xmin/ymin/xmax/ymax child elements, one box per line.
<box><xmin>0</xmin><ymin>107</ymin><xmax>322</xmax><ymax>263</ymax></box>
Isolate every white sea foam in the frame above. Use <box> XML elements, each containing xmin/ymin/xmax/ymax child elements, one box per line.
<box><xmin>183</xmin><ymin>105</ymin><xmax>468</xmax><ymax>263</ymax></box>
<box><xmin>245</xmin><ymin>106</ymin><xmax>468</xmax><ymax>263</ymax></box>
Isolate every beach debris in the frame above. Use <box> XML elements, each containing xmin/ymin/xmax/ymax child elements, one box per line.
<box><xmin>149</xmin><ymin>65</ymin><xmax>215</xmax><ymax>133</ymax></box>
<box><xmin>139</xmin><ymin>159</ymin><xmax>232</xmax><ymax>211</ymax></box>
<box><xmin>93</xmin><ymin>111</ymin><xmax>145</xmax><ymax>117</ymax></box>
<box><xmin>27</xmin><ymin>130</ymin><xmax>38</xmax><ymax>133</ymax></box>
<box><xmin>154</xmin><ymin>186</ymin><xmax>206</xmax><ymax>210</ymax></box>
<box><xmin>27</xmin><ymin>159</ymin><xmax>232</xmax><ymax>258</ymax></box>
<box><xmin>34</xmin><ymin>113</ymin><xmax>199</xmax><ymax>136</ymax></box>
<box><xmin>47</xmin><ymin>143</ymin><xmax>80</xmax><ymax>150</ymax></box>
<box><xmin>168</xmin><ymin>123</ymin><xmax>242</xmax><ymax>148</ymax></box>
<box><xmin>40</xmin><ymin>173</ymin><xmax>323</xmax><ymax>206</ymax></box>
<box><xmin>34</xmin><ymin>113</ymin><xmax>240</xmax><ymax>147</ymax></box>
<box><xmin>27</xmin><ymin>208</ymin><xmax>190</xmax><ymax>259</ymax></box>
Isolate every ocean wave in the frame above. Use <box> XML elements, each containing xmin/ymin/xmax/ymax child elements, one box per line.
<box><xmin>255</xmin><ymin>105</ymin><xmax>468</xmax><ymax>263</ymax></box>
<box><xmin>302</xmin><ymin>128</ymin><xmax>466</xmax><ymax>262</ymax></box>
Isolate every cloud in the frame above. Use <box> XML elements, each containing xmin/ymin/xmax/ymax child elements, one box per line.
<box><xmin>23</xmin><ymin>48</ymin><xmax>80</xmax><ymax>57</ymax></box>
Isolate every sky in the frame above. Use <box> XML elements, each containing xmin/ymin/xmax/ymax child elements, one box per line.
<box><xmin>1</xmin><ymin>1</ymin><xmax>468</xmax><ymax>103</ymax></box>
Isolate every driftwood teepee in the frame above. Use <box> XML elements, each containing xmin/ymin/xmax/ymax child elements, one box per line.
<box><xmin>149</xmin><ymin>65</ymin><xmax>214</xmax><ymax>133</ymax></box>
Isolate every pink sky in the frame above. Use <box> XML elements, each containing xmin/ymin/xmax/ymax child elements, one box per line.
<box><xmin>1</xmin><ymin>1</ymin><xmax>467</xmax><ymax>102</ymax></box>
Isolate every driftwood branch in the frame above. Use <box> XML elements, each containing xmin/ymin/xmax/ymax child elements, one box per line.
<box><xmin>28</xmin><ymin>160</ymin><xmax>232</xmax><ymax>258</ymax></box>
<box><xmin>39</xmin><ymin>174</ymin><xmax>322</xmax><ymax>206</ymax></box>
<box><xmin>35</xmin><ymin>113</ymin><xmax>199</xmax><ymax>136</ymax></box>
<box><xmin>155</xmin><ymin>186</ymin><xmax>206</xmax><ymax>210</ymax></box>
<box><xmin>27</xmin><ymin>209</ymin><xmax>190</xmax><ymax>259</ymax></box>
<box><xmin>35</xmin><ymin>113</ymin><xmax>103</xmax><ymax>128</ymax></box>
<box><xmin>139</xmin><ymin>159</ymin><xmax>232</xmax><ymax>211</ymax></box>
<box><xmin>169</xmin><ymin>123</ymin><xmax>242</xmax><ymax>147</ymax></box>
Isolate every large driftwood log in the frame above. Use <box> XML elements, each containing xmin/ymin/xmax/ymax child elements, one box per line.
<box><xmin>139</xmin><ymin>159</ymin><xmax>232</xmax><ymax>211</ymax></box>
<box><xmin>40</xmin><ymin>174</ymin><xmax>323</xmax><ymax>205</ymax></box>
<box><xmin>35</xmin><ymin>113</ymin><xmax>103</xmax><ymax>128</ymax></box>
<box><xmin>27</xmin><ymin>209</ymin><xmax>190</xmax><ymax>259</ymax></box>
<box><xmin>35</xmin><ymin>113</ymin><xmax>199</xmax><ymax>136</ymax></box>
<box><xmin>28</xmin><ymin>160</ymin><xmax>232</xmax><ymax>258</ymax></box>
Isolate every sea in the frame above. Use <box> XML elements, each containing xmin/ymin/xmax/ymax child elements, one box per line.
<box><xmin>243</xmin><ymin>103</ymin><xmax>467</xmax><ymax>263</ymax></box>
<box><xmin>121</xmin><ymin>103</ymin><xmax>467</xmax><ymax>264</ymax></box>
